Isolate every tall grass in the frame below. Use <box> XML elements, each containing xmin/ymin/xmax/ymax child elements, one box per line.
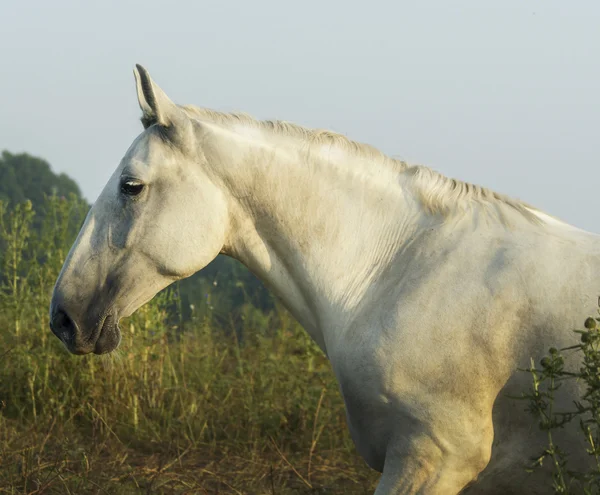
<box><xmin>0</xmin><ymin>197</ymin><xmax>378</xmax><ymax>494</ymax></box>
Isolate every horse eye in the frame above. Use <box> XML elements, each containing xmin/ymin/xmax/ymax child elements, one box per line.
<box><xmin>120</xmin><ymin>180</ymin><xmax>145</xmax><ymax>196</ymax></box>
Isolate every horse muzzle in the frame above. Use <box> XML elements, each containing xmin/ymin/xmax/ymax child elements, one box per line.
<box><xmin>49</xmin><ymin>303</ymin><xmax>121</xmax><ymax>355</ymax></box>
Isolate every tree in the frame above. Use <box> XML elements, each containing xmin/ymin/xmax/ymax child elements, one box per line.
<box><xmin>0</xmin><ymin>151</ymin><xmax>83</xmax><ymax>209</ymax></box>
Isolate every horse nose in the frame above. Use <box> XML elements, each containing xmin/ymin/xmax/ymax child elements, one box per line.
<box><xmin>49</xmin><ymin>305</ymin><xmax>78</xmax><ymax>346</ymax></box>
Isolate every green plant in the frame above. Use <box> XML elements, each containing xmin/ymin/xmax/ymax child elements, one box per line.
<box><xmin>521</xmin><ymin>304</ymin><xmax>600</xmax><ymax>494</ymax></box>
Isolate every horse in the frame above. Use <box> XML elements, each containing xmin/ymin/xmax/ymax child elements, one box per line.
<box><xmin>49</xmin><ymin>65</ymin><xmax>599</xmax><ymax>494</ymax></box>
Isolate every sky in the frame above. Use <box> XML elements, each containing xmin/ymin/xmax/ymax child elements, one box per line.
<box><xmin>1</xmin><ymin>1</ymin><xmax>599</xmax><ymax>231</ymax></box>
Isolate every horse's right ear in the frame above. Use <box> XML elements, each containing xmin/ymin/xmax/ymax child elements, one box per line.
<box><xmin>133</xmin><ymin>64</ymin><xmax>180</xmax><ymax>129</ymax></box>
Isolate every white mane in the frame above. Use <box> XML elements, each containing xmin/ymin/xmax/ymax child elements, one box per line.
<box><xmin>180</xmin><ymin>105</ymin><xmax>542</xmax><ymax>225</ymax></box>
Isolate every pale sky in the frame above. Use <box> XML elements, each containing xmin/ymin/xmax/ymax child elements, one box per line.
<box><xmin>1</xmin><ymin>1</ymin><xmax>599</xmax><ymax>231</ymax></box>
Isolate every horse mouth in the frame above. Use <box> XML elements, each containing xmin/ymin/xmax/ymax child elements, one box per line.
<box><xmin>93</xmin><ymin>313</ymin><xmax>121</xmax><ymax>355</ymax></box>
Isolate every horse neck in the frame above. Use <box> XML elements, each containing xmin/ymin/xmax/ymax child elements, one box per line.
<box><xmin>211</xmin><ymin>125</ymin><xmax>426</xmax><ymax>352</ymax></box>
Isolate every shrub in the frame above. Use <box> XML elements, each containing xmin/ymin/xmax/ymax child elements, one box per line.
<box><xmin>521</xmin><ymin>304</ymin><xmax>600</xmax><ymax>494</ymax></box>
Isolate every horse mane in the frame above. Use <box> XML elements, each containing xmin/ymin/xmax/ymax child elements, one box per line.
<box><xmin>180</xmin><ymin>105</ymin><xmax>542</xmax><ymax>225</ymax></box>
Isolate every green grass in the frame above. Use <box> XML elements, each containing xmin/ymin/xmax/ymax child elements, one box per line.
<box><xmin>0</xmin><ymin>197</ymin><xmax>379</xmax><ymax>494</ymax></box>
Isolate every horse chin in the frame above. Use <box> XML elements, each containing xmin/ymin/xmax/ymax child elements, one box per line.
<box><xmin>93</xmin><ymin>314</ymin><xmax>121</xmax><ymax>355</ymax></box>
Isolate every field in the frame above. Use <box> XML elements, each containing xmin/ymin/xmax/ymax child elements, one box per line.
<box><xmin>0</xmin><ymin>198</ymin><xmax>379</xmax><ymax>494</ymax></box>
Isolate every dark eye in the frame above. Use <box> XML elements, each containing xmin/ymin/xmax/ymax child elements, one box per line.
<box><xmin>120</xmin><ymin>179</ymin><xmax>145</xmax><ymax>196</ymax></box>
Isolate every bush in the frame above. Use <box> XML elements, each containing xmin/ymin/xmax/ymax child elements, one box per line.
<box><xmin>521</xmin><ymin>304</ymin><xmax>600</xmax><ymax>494</ymax></box>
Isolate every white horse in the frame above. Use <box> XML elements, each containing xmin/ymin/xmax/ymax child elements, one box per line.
<box><xmin>50</xmin><ymin>65</ymin><xmax>599</xmax><ymax>494</ymax></box>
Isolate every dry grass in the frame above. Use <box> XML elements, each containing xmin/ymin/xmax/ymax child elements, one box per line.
<box><xmin>0</xmin><ymin>304</ymin><xmax>379</xmax><ymax>494</ymax></box>
<box><xmin>0</xmin><ymin>198</ymin><xmax>379</xmax><ymax>494</ymax></box>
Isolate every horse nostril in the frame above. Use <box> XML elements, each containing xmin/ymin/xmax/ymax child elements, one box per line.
<box><xmin>50</xmin><ymin>307</ymin><xmax>76</xmax><ymax>343</ymax></box>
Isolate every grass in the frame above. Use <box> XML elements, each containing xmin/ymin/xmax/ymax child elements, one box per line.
<box><xmin>0</xmin><ymin>197</ymin><xmax>379</xmax><ymax>494</ymax></box>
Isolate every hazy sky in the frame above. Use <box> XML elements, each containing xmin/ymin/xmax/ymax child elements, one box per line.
<box><xmin>2</xmin><ymin>1</ymin><xmax>599</xmax><ymax>231</ymax></box>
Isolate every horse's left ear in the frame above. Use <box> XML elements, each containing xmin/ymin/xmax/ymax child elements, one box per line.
<box><xmin>133</xmin><ymin>64</ymin><xmax>181</xmax><ymax>129</ymax></box>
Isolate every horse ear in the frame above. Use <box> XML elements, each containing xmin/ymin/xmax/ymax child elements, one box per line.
<box><xmin>133</xmin><ymin>64</ymin><xmax>180</xmax><ymax>129</ymax></box>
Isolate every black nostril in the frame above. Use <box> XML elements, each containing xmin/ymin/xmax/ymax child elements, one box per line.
<box><xmin>50</xmin><ymin>307</ymin><xmax>76</xmax><ymax>343</ymax></box>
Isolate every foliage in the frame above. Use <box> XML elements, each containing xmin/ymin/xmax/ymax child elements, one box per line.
<box><xmin>520</xmin><ymin>306</ymin><xmax>600</xmax><ymax>494</ymax></box>
<box><xmin>0</xmin><ymin>151</ymin><xmax>84</xmax><ymax>230</ymax></box>
<box><xmin>0</xmin><ymin>195</ymin><xmax>89</xmax><ymax>338</ymax></box>
<box><xmin>176</xmin><ymin>254</ymin><xmax>275</xmax><ymax>329</ymax></box>
<box><xmin>0</xmin><ymin>196</ymin><xmax>378</xmax><ymax>493</ymax></box>
<box><xmin>0</xmin><ymin>151</ymin><xmax>82</xmax><ymax>206</ymax></box>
